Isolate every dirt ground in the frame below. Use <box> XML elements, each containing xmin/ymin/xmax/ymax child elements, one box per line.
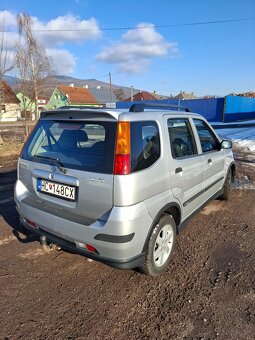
<box><xmin>0</xmin><ymin>145</ymin><xmax>255</xmax><ymax>340</ymax></box>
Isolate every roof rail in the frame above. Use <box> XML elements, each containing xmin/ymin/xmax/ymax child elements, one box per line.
<box><xmin>129</xmin><ymin>103</ymin><xmax>191</xmax><ymax>113</ymax></box>
<box><xmin>57</xmin><ymin>105</ymin><xmax>106</xmax><ymax>110</ymax></box>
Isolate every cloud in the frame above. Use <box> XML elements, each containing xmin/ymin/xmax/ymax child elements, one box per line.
<box><xmin>0</xmin><ymin>32</ymin><xmax>19</xmax><ymax>49</ymax></box>
<box><xmin>0</xmin><ymin>10</ymin><xmax>17</xmax><ymax>28</ymax></box>
<box><xmin>0</xmin><ymin>11</ymin><xmax>102</xmax><ymax>76</ymax></box>
<box><xmin>46</xmin><ymin>48</ymin><xmax>76</xmax><ymax>74</ymax></box>
<box><xmin>33</xmin><ymin>14</ymin><xmax>101</xmax><ymax>46</ymax></box>
<box><xmin>0</xmin><ymin>11</ymin><xmax>19</xmax><ymax>49</ymax></box>
<box><xmin>96</xmin><ymin>23</ymin><xmax>178</xmax><ymax>74</ymax></box>
<box><xmin>0</xmin><ymin>11</ymin><xmax>101</xmax><ymax>46</ymax></box>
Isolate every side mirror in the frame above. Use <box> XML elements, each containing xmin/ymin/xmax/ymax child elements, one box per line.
<box><xmin>221</xmin><ymin>140</ymin><xmax>232</xmax><ymax>149</ymax></box>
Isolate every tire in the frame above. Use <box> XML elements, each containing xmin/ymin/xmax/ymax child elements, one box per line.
<box><xmin>138</xmin><ymin>214</ymin><xmax>176</xmax><ymax>276</ymax></box>
<box><xmin>220</xmin><ymin>169</ymin><xmax>232</xmax><ymax>201</ymax></box>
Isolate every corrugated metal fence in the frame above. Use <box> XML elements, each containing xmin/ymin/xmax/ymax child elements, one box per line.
<box><xmin>116</xmin><ymin>98</ymin><xmax>224</xmax><ymax>122</ymax></box>
<box><xmin>116</xmin><ymin>96</ymin><xmax>255</xmax><ymax>122</ymax></box>
<box><xmin>223</xmin><ymin>96</ymin><xmax>255</xmax><ymax>122</ymax></box>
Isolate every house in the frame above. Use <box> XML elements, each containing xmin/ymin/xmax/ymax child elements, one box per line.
<box><xmin>151</xmin><ymin>92</ymin><xmax>170</xmax><ymax>100</ymax></box>
<box><xmin>89</xmin><ymin>86</ymin><xmax>117</xmax><ymax>104</ymax></box>
<box><xmin>16</xmin><ymin>92</ymin><xmax>35</xmax><ymax>119</ymax></box>
<box><xmin>174</xmin><ymin>91</ymin><xmax>198</xmax><ymax>100</ymax></box>
<box><xmin>37</xmin><ymin>96</ymin><xmax>48</xmax><ymax>110</ymax></box>
<box><xmin>16</xmin><ymin>93</ymin><xmax>48</xmax><ymax>120</ymax></box>
<box><xmin>124</xmin><ymin>91</ymin><xmax>156</xmax><ymax>102</ymax></box>
<box><xmin>0</xmin><ymin>81</ymin><xmax>20</xmax><ymax>121</ymax></box>
<box><xmin>45</xmin><ymin>84</ymin><xmax>98</xmax><ymax>110</ymax></box>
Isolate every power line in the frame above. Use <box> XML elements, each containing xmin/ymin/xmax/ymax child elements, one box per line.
<box><xmin>1</xmin><ymin>17</ymin><xmax>255</xmax><ymax>33</ymax></box>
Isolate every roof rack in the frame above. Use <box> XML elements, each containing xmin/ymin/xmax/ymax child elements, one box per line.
<box><xmin>57</xmin><ymin>105</ymin><xmax>106</xmax><ymax>110</ymax></box>
<box><xmin>129</xmin><ymin>103</ymin><xmax>191</xmax><ymax>113</ymax></box>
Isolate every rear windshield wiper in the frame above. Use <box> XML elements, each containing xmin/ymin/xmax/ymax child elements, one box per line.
<box><xmin>33</xmin><ymin>155</ymin><xmax>67</xmax><ymax>174</ymax></box>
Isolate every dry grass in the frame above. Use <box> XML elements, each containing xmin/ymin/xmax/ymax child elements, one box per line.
<box><xmin>0</xmin><ymin>141</ymin><xmax>24</xmax><ymax>158</ymax></box>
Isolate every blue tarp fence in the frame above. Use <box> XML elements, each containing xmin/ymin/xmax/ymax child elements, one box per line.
<box><xmin>116</xmin><ymin>96</ymin><xmax>255</xmax><ymax>122</ymax></box>
<box><xmin>223</xmin><ymin>96</ymin><xmax>255</xmax><ymax>122</ymax></box>
<box><xmin>116</xmin><ymin>98</ymin><xmax>224</xmax><ymax>122</ymax></box>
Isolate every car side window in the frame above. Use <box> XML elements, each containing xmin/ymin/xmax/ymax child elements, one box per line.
<box><xmin>193</xmin><ymin>119</ymin><xmax>219</xmax><ymax>153</ymax></box>
<box><xmin>168</xmin><ymin>118</ymin><xmax>197</xmax><ymax>158</ymax></box>
<box><xmin>131</xmin><ymin>121</ymin><xmax>160</xmax><ymax>172</ymax></box>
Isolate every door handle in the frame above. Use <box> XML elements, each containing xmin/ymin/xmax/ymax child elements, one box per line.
<box><xmin>175</xmin><ymin>167</ymin><xmax>183</xmax><ymax>174</ymax></box>
<box><xmin>207</xmin><ymin>159</ymin><xmax>212</xmax><ymax>164</ymax></box>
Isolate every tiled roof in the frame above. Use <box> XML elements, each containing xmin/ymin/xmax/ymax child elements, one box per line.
<box><xmin>57</xmin><ymin>85</ymin><xmax>98</xmax><ymax>104</ymax></box>
<box><xmin>174</xmin><ymin>92</ymin><xmax>197</xmax><ymax>100</ymax></box>
<box><xmin>0</xmin><ymin>81</ymin><xmax>20</xmax><ymax>104</ymax></box>
<box><xmin>89</xmin><ymin>87</ymin><xmax>117</xmax><ymax>104</ymax></box>
<box><xmin>124</xmin><ymin>91</ymin><xmax>156</xmax><ymax>102</ymax></box>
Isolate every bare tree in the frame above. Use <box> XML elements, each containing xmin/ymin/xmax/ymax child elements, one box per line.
<box><xmin>113</xmin><ymin>88</ymin><xmax>125</xmax><ymax>102</ymax></box>
<box><xmin>0</xmin><ymin>16</ymin><xmax>15</xmax><ymax>78</ymax></box>
<box><xmin>16</xmin><ymin>13</ymin><xmax>51</xmax><ymax>120</ymax></box>
<box><xmin>16</xmin><ymin>46</ymin><xmax>32</xmax><ymax>136</ymax></box>
<box><xmin>0</xmin><ymin>16</ymin><xmax>15</xmax><ymax>143</ymax></box>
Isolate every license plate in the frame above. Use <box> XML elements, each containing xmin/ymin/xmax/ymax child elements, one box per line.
<box><xmin>37</xmin><ymin>179</ymin><xmax>76</xmax><ymax>201</ymax></box>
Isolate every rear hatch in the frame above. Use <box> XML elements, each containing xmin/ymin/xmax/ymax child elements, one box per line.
<box><xmin>18</xmin><ymin>110</ymin><xmax>117</xmax><ymax>226</ymax></box>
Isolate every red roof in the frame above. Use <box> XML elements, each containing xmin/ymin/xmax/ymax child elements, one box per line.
<box><xmin>57</xmin><ymin>85</ymin><xmax>98</xmax><ymax>104</ymax></box>
<box><xmin>0</xmin><ymin>81</ymin><xmax>20</xmax><ymax>104</ymax></box>
<box><xmin>124</xmin><ymin>91</ymin><xmax>156</xmax><ymax>102</ymax></box>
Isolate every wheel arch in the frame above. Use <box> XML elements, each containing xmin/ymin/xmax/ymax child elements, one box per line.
<box><xmin>142</xmin><ymin>202</ymin><xmax>181</xmax><ymax>253</ymax></box>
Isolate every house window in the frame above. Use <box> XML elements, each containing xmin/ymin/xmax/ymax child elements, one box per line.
<box><xmin>54</xmin><ymin>94</ymin><xmax>58</xmax><ymax>99</ymax></box>
<box><xmin>1</xmin><ymin>105</ymin><xmax>6</xmax><ymax>113</ymax></box>
<box><xmin>21</xmin><ymin>109</ymin><xmax>32</xmax><ymax>119</ymax></box>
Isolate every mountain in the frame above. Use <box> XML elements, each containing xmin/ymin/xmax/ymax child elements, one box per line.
<box><xmin>2</xmin><ymin>75</ymin><xmax>19</xmax><ymax>86</ymax></box>
<box><xmin>3</xmin><ymin>74</ymin><xmax>137</xmax><ymax>100</ymax></box>
<box><xmin>46</xmin><ymin>75</ymin><xmax>136</xmax><ymax>98</ymax></box>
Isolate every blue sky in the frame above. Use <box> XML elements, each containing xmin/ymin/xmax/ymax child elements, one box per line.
<box><xmin>0</xmin><ymin>0</ymin><xmax>254</xmax><ymax>96</ymax></box>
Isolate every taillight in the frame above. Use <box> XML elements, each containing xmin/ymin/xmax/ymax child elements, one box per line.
<box><xmin>114</xmin><ymin>122</ymin><xmax>131</xmax><ymax>175</ymax></box>
<box><xmin>85</xmin><ymin>244</ymin><xmax>98</xmax><ymax>253</ymax></box>
<box><xmin>75</xmin><ymin>241</ymin><xmax>98</xmax><ymax>253</ymax></box>
<box><xmin>24</xmin><ymin>218</ymin><xmax>37</xmax><ymax>228</ymax></box>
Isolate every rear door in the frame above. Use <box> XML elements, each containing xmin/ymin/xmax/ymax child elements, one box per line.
<box><xmin>165</xmin><ymin>116</ymin><xmax>204</xmax><ymax>220</ymax></box>
<box><xmin>19</xmin><ymin>116</ymin><xmax>117</xmax><ymax>225</ymax></box>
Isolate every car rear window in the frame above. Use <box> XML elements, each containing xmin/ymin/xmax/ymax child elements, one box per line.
<box><xmin>130</xmin><ymin>121</ymin><xmax>160</xmax><ymax>172</ymax></box>
<box><xmin>21</xmin><ymin>120</ymin><xmax>117</xmax><ymax>174</ymax></box>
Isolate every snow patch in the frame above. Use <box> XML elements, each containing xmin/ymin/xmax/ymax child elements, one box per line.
<box><xmin>217</xmin><ymin>126</ymin><xmax>255</xmax><ymax>152</ymax></box>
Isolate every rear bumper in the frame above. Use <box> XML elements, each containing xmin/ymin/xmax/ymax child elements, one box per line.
<box><xmin>15</xmin><ymin>175</ymin><xmax>153</xmax><ymax>268</ymax></box>
<box><xmin>20</xmin><ymin>217</ymin><xmax>145</xmax><ymax>269</ymax></box>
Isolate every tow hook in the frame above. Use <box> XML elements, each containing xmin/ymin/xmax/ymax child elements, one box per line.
<box><xmin>40</xmin><ymin>235</ymin><xmax>61</xmax><ymax>253</ymax></box>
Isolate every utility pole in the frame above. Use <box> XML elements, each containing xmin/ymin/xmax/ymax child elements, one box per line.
<box><xmin>130</xmin><ymin>86</ymin><xmax>134</xmax><ymax>101</ymax></box>
<box><xmin>109</xmin><ymin>72</ymin><xmax>113</xmax><ymax>102</ymax></box>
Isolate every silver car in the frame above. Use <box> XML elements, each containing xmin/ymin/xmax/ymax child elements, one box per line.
<box><xmin>15</xmin><ymin>104</ymin><xmax>235</xmax><ymax>276</ymax></box>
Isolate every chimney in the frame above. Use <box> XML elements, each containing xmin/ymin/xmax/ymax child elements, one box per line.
<box><xmin>69</xmin><ymin>83</ymin><xmax>74</xmax><ymax>87</ymax></box>
<box><xmin>96</xmin><ymin>86</ymin><xmax>101</xmax><ymax>90</ymax></box>
<box><xmin>83</xmin><ymin>84</ymin><xmax>88</xmax><ymax>89</ymax></box>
